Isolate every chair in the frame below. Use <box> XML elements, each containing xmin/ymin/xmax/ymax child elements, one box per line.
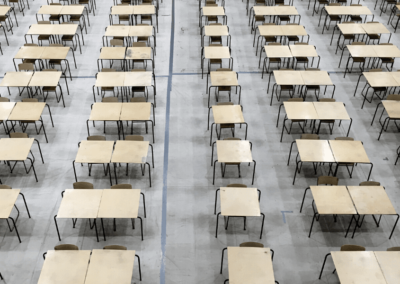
<box><xmin>130</xmin><ymin>42</ymin><xmax>148</xmax><ymax>70</ymax></box>
<box><xmin>302</xmin><ymin>68</ymin><xmax>321</xmax><ymax>100</ymax></box>
<box><xmin>378</xmin><ymin>43</ymin><xmax>395</xmax><ymax>71</ymax></box>
<box><xmin>41</xmin><ymin>69</ymin><xmax>64</xmax><ymax>107</ymax></box>
<box><xmin>84</xmin><ymin>136</ymin><xmax>108</xmax><ymax>177</ymax></box>
<box><xmin>333</xmin><ymin>137</ymin><xmax>355</xmax><ymax>177</ymax></box>
<box><xmin>317</xmin><ymin>176</ymin><xmax>339</xmax><ymax>185</ymax></box>
<box><xmin>347</xmin><ymin>42</ymin><xmax>366</xmax><ymax>74</ymax></box>
<box><xmin>68</xmin><ymin>4</ymin><xmax>88</xmax><ymax>34</ymax></box>
<box><xmin>0</xmin><ymin>4</ymin><xmax>15</xmax><ymax>36</ymax></box>
<box><xmin>205</xmin><ymin>3</ymin><xmax>218</xmax><ymax>25</ymax></box>
<box><xmin>277</xmin><ymin>5</ymin><xmax>291</xmax><ymax>24</ymax></box>
<box><xmin>214</xmin><ymin>69</ymin><xmax>234</xmax><ymax>105</ymax></box>
<box><xmin>8</xmin><ymin>0</ymin><xmax>27</xmax><ymax>16</ymax></box>
<box><xmin>286</xmin><ymin>24</ymin><xmax>302</xmax><ymax>45</ymax></box>
<box><xmin>61</xmin><ymin>22</ymin><xmax>79</xmax><ymax>52</ymax></box>
<box><xmin>49</xmin><ymin>3</ymin><xmax>62</xmax><ymax>24</ymax></box>
<box><xmin>360</xmin><ymin>68</ymin><xmax>387</xmax><ymax>109</ymax></box>
<box><xmin>315</xmin><ymin>98</ymin><xmax>336</xmax><ymax>134</ymax></box>
<box><xmin>37</xmin><ymin>21</ymin><xmax>53</xmax><ymax>46</ymax></box>
<box><xmin>18</xmin><ymin>63</ymin><xmax>34</xmax><ymax>72</ymax></box>
<box><xmin>387</xmin><ymin>247</ymin><xmax>400</xmax><ymax>251</ymax></box>
<box><xmin>73</xmin><ymin>182</ymin><xmax>94</xmax><ymax>189</ymax></box>
<box><xmin>257</xmin><ymin>23</ymin><xmax>277</xmax><ymax>57</ymax></box>
<box><xmin>215</xmin><ymin>102</ymin><xmax>235</xmax><ymax>139</ymax></box>
<box><xmin>137</xmin><ymin>24</ymin><xmax>151</xmax><ymax>46</ymax></box>
<box><xmin>282</xmin><ymin>98</ymin><xmax>307</xmax><ymax>138</ymax></box>
<box><xmin>48</xmin><ymin>44</ymin><xmax>69</xmax><ymax>79</ymax></box>
<box><xmin>99</xmin><ymin>68</ymin><xmax>118</xmax><ymax>100</ymax></box>
<box><xmin>78</xmin><ymin>0</ymin><xmax>95</xmax><ymax>16</ymax></box>
<box><xmin>365</xmin><ymin>22</ymin><xmax>381</xmax><ymax>45</ymax></box>
<box><xmin>293</xmin><ymin>43</ymin><xmax>310</xmax><ymax>70</ymax></box>
<box><xmin>222</xmin><ymin>138</ymin><xmax>243</xmax><ymax>178</ymax></box>
<box><xmin>54</xmin><ymin>244</ymin><xmax>79</xmax><ymax>250</ymax></box>
<box><xmin>359</xmin><ymin>181</ymin><xmax>380</xmax><ymax>186</ymax></box>
<box><xmin>335</xmin><ymin>21</ymin><xmax>356</xmax><ymax>54</ymax></box>
<box><xmin>130</xmin><ymin>69</ymin><xmax>148</xmax><ymax>102</ymax></box>
<box><xmin>139</xmin><ymin>4</ymin><xmax>153</xmax><ymax>26</ymax></box>
<box><xmin>103</xmin><ymin>245</ymin><xmax>127</xmax><ymax>250</ymax></box>
<box><xmin>349</xmin><ymin>5</ymin><xmax>363</xmax><ymax>23</ymax></box>
<box><xmin>111</xmin><ymin>184</ymin><xmax>132</xmax><ymax>189</ymax></box>
<box><xmin>19</xmin><ymin>98</ymin><xmax>44</xmax><ymax>137</ymax></box>
<box><xmin>266</xmin><ymin>43</ymin><xmax>283</xmax><ymax>73</ymax></box>
<box><xmin>323</xmin><ymin>3</ymin><xmax>341</xmax><ymax>33</ymax></box>
<box><xmin>313</xmin><ymin>0</ymin><xmax>329</xmax><ymax>17</ymax></box>
<box><xmin>273</xmin><ymin>68</ymin><xmax>295</xmax><ymax>104</ymax></box>
<box><xmin>208</xmin><ymin>44</ymin><xmax>223</xmax><ymax>72</ymax></box>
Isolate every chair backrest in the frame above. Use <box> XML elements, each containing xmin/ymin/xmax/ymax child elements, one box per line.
<box><xmin>0</xmin><ymin>185</ymin><xmax>12</xmax><ymax>189</ymax></box>
<box><xmin>351</xmin><ymin>42</ymin><xmax>365</xmax><ymax>45</ymax></box>
<box><xmin>125</xmin><ymin>135</ymin><xmax>144</xmax><ymax>141</ymax></box>
<box><xmin>335</xmin><ymin>137</ymin><xmax>354</xmax><ymax>141</ymax></box>
<box><xmin>317</xmin><ymin>176</ymin><xmax>339</xmax><ymax>186</ymax></box>
<box><xmin>268</xmin><ymin>43</ymin><xmax>281</xmax><ymax>46</ymax></box>
<box><xmin>102</xmin><ymin>97</ymin><xmax>119</xmax><ymax>103</ymax></box>
<box><xmin>10</xmin><ymin>132</ymin><xmax>29</xmax><ymax>138</ymax></box>
<box><xmin>38</xmin><ymin>21</ymin><xmax>51</xmax><ymax>24</ymax></box>
<box><xmin>239</xmin><ymin>242</ymin><xmax>264</xmax><ymax>248</ymax></box>
<box><xmin>359</xmin><ymin>181</ymin><xmax>381</xmax><ymax>186</ymax></box>
<box><xmin>209</xmin><ymin>23</ymin><xmax>222</xmax><ymax>26</ymax></box>
<box><xmin>24</xmin><ymin>43</ymin><xmax>39</xmax><ymax>46</ymax></box>
<box><xmin>131</xmin><ymin>42</ymin><xmax>147</xmax><ymax>47</ymax></box>
<box><xmin>42</xmin><ymin>69</ymin><xmax>58</xmax><ymax>72</ymax></box>
<box><xmin>110</xmin><ymin>184</ymin><xmax>132</xmax><ymax>189</ymax></box>
<box><xmin>319</xmin><ymin>98</ymin><xmax>335</xmax><ymax>102</ymax></box>
<box><xmin>300</xmin><ymin>134</ymin><xmax>319</xmax><ymax>140</ymax></box>
<box><xmin>18</xmin><ymin>63</ymin><xmax>34</xmax><ymax>72</ymax></box>
<box><xmin>340</xmin><ymin>245</ymin><xmax>365</xmax><ymax>251</ymax></box>
<box><xmin>280</xmin><ymin>68</ymin><xmax>293</xmax><ymax>71</ymax></box>
<box><xmin>287</xmin><ymin>98</ymin><xmax>303</xmax><ymax>102</ymax></box>
<box><xmin>387</xmin><ymin>247</ymin><xmax>400</xmax><ymax>251</ymax></box>
<box><xmin>0</xmin><ymin>97</ymin><xmax>10</xmax><ymax>102</ymax></box>
<box><xmin>369</xmin><ymin>68</ymin><xmax>383</xmax><ymax>72</ymax></box>
<box><xmin>73</xmin><ymin>182</ymin><xmax>94</xmax><ymax>189</ymax></box>
<box><xmin>50</xmin><ymin>44</ymin><xmax>64</xmax><ymax>47</ymax></box>
<box><xmin>306</xmin><ymin>68</ymin><xmax>320</xmax><ymax>71</ymax></box>
<box><xmin>263</xmin><ymin>23</ymin><xmax>276</xmax><ymax>26</ymax></box>
<box><xmin>103</xmin><ymin>245</ymin><xmax>127</xmax><ymax>250</ymax></box>
<box><xmin>350</xmin><ymin>3</ymin><xmax>362</xmax><ymax>5</ymax></box>
<box><xmin>50</xmin><ymin>2</ymin><xmax>62</xmax><ymax>5</ymax></box>
<box><xmin>217</xmin><ymin>102</ymin><xmax>234</xmax><ymax>106</ymax></box>
<box><xmin>137</xmin><ymin>24</ymin><xmax>150</xmax><ymax>26</ymax></box>
<box><xmin>342</xmin><ymin>21</ymin><xmax>355</xmax><ymax>24</ymax></box>
<box><xmin>294</xmin><ymin>42</ymin><xmax>308</xmax><ymax>45</ymax></box>
<box><xmin>328</xmin><ymin>3</ymin><xmax>340</xmax><ymax>5</ymax></box>
<box><xmin>386</xmin><ymin>94</ymin><xmax>400</xmax><ymax>101</ymax></box>
<box><xmin>216</xmin><ymin>68</ymin><xmax>232</xmax><ymax>72</ymax></box>
<box><xmin>227</xmin><ymin>184</ymin><xmax>247</xmax><ymax>188</ymax></box>
<box><xmin>209</xmin><ymin>44</ymin><xmax>223</xmax><ymax>47</ymax></box>
<box><xmin>224</xmin><ymin>137</ymin><xmax>241</xmax><ymax>141</ymax></box>
<box><xmin>87</xmin><ymin>135</ymin><xmax>106</xmax><ymax>141</ymax></box>
<box><xmin>101</xmin><ymin>68</ymin><xmax>116</xmax><ymax>72</ymax></box>
<box><xmin>22</xmin><ymin>98</ymin><xmax>38</xmax><ymax>103</ymax></box>
<box><xmin>61</xmin><ymin>22</ymin><xmax>75</xmax><ymax>25</ymax></box>
<box><xmin>366</xmin><ymin>21</ymin><xmax>379</xmax><ymax>24</ymax></box>
<box><xmin>130</xmin><ymin>97</ymin><xmax>146</xmax><ymax>102</ymax></box>
<box><xmin>379</xmin><ymin>43</ymin><xmax>393</xmax><ymax>45</ymax></box>
<box><xmin>110</xmin><ymin>39</ymin><xmax>124</xmax><ymax>47</ymax></box>
<box><xmin>131</xmin><ymin>69</ymin><xmax>146</xmax><ymax>72</ymax></box>
<box><xmin>54</xmin><ymin>244</ymin><xmax>79</xmax><ymax>250</ymax></box>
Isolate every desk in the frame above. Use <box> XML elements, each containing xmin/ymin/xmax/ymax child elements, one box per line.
<box><xmin>72</xmin><ymin>141</ymin><xmax>114</xmax><ymax>185</ymax></box>
<box><xmin>0</xmin><ymin>5</ymin><xmax>17</xmax><ymax>41</ymax></box>
<box><xmin>0</xmin><ymin>72</ymin><xmax>33</xmax><ymax>98</ymax></box>
<box><xmin>119</xmin><ymin>102</ymin><xmax>155</xmax><ymax>142</ymax></box>
<box><xmin>223</xmin><ymin>247</ymin><xmax>274</xmax><ymax>283</ymax></box>
<box><xmin>201</xmin><ymin>46</ymin><xmax>232</xmax><ymax>78</ymax></box>
<box><xmin>111</xmin><ymin>140</ymin><xmax>153</xmax><ymax>187</ymax></box>
<box><xmin>0</xmin><ymin>189</ymin><xmax>30</xmax><ymax>243</ymax></box>
<box><xmin>321</xmin><ymin>6</ymin><xmax>373</xmax><ymax>33</ymax></box>
<box><xmin>206</xmin><ymin>71</ymin><xmax>240</xmax><ymax>106</ymax></box>
<box><xmin>211</xmin><ymin>140</ymin><xmax>255</xmax><ymax>184</ymax></box>
<box><xmin>55</xmin><ymin>189</ymin><xmax>103</xmax><ymax>242</ymax></box>
<box><xmin>7</xmin><ymin>102</ymin><xmax>54</xmax><ymax>143</ymax></box>
<box><xmin>87</xmin><ymin>103</ymin><xmax>122</xmax><ymax>138</ymax></box>
<box><xmin>85</xmin><ymin>250</ymin><xmax>140</xmax><ymax>283</ymax></box>
<box><xmin>289</xmin><ymin>44</ymin><xmax>320</xmax><ymax>69</ymax></box>
<box><xmin>98</xmin><ymin>189</ymin><xmax>145</xmax><ymax>240</ymax></box>
<box><xmin>200</xmin><ymin>7</ymin><xmax>227</xmax><ymax>28</ymax></box>
<box><xmin>374</xmin><ymin>251</ymin><xmax>400</xmax><ymax>284</ymax></box>
<box><xmin>0</xmin><ymin>102</ymin><xmax>15</xmax><ymax>124</ymax></box>
<box><xmin>215</xmin><ymin>187</ymin><xmax>264</xmax><ymax>238</ymax></box>
<box><xmin>249</xmin><ymin>6</ymin><xmax>300</xmax><ymax>31</ymax></box>
<box><xmin>38</xmin><ymin>250</ymin><xmax>91</xmax><ymax>284</ymax></box>
<box><xmin>202</xmin><ymin>25</ymin><xmax>230</xmax><ymax>48</ymax></box>
<box><xmin>329</xmin><ymin>139</ymin><xmax>371</xmax><ymax>174</ymax></box>
<box><xmin>29</xmin><ymin>71</ymin><xmax>67</xmax><ymax>106</ymax></box>
<box><xmin>372</xmin><ymin>100</ymin><xmax>400</xmax><ymax>140</ymax></box>
<box><xmin>125</xmin><ymin>46</ymin><xmax>154</xmax><ymax>71</ymax></box>
<box><xmin>97</xmin><ymin>47</ymin><xmax>126</xmax><ymax>71</ymax></box>
<box><xmin>134</xmin><ymin>5</ymin><xmax>158</xmax><ymax>32</ymax></box>
<box><xmin>208</xmin><ymin>105</ymin><xmax>247</xmax><ymax>145</ymax></box>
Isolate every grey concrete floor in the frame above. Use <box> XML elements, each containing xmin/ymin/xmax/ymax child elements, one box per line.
<box><xmin>0</xmin><ymin>0</ymin><xmax>400</xmax><ymax>283</ymax></box>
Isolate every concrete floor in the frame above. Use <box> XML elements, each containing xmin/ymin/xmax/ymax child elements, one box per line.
<box><xmin>0</xmin><ymin>0</ymin><xmax>399</xmax><ymax>283</ymax></box>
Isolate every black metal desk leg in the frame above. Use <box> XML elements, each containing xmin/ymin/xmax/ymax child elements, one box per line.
<box><xmin>215</xmin><ymin>212</ymin><xmax>221</xmax><ymax>238</ymax></box>
<box><xmin>54</xmin><ymin>215</ymin><xmax>61</xmax><ymax>241</ymax></box>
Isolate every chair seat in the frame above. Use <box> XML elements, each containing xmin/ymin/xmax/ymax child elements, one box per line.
<box><xmin>352</xmin><ymin>57</ymin><xmax>365</xmax><ymax>62</ymax></box>
<box><xmin>295</xmin><ymin>57</ymin><xmax>308</xmax><ymax>62</ymax></box>
<box><xmin>318</xmin><ymin>0</ymin><xmax>329</xmax><ymax>4</ymax></box>
<box><xmin>372</xmin><ymin>87</ymin><xmax>387</xmax><ymax>92</ymax></box>
<box><xmin>62</xmin><ymin>35</ymin><xmax>74</xmax><ymax>41</ymax></box>
<box><xmin>49</xmin><ymin>15</ymin><xmax>61</xmax><ymax>21</ymax></box>
<box><xmin>329</xmin><ymin>15</ymin><xmax>341</xmax><ymax>21</ymax></box>
<box><xmin>368</xmin><ymin>34</ymin><xmax>380</xmax><ymax>40</ymax></box>
<box><xmin>69</xmin><ymin>15</ymin><xmax>81</xmax><ymax>21</ymax></box>
<box><xmin>49</xmin><ymin>59</ymin><xmax>62</xmax><ymax>65</ymax></box>
<box><xmin>38</xmin><ymin>35</ymin><xmax>51</xmax><ymax>40</ymax></box>
<box><xmin>211</xmin><ymin>36</ymin><xmax>222</xmax><ymax>42</ymax></box>
<box><xmin>43</xmin><ymin>86</ymin><xmax>57</xmax><ymax>92</ymax></box>
<box><xmin>287</xmin><ymin>36</ymin><xmax>299</xmax><ymax>41</ymax></box>
<box><xmin>255</xmin><ymin>15</ymin><xmax>264</xmax><ymax>21</ymax></box>
<box><xmin>23</xmin><ymin>59</ymin><xmax>36</xmax><ymax>64</ymax></box>
<box><xmin>350</xmin><ymin>16</ymin><xmax>362</xmax><ymax>21</ymax></box>
<box><xmin>264</xmin><ymin>36</ymin><xmax>276</xmax><ymax>42</ymax></box>
<box><xmin>131</xmin><ymin>97</ymin><xmax>146</xmax><ymax>102</ymax></box>
<box><xmin>0</xmin><ymin>16</ymin><xmax>8</xmax><ymax>21</ymax></box>
<box><xmin>279</xmin><ymin>16</ymin><xmax>290</xmax><ymax>21</ymax></box>
<box><xmin>306</xmin><ymin>85</ymin><xmax>320</xmax><ymax>89</ymax></box>
<box><xmin>281</xmin><ymin>85</ymin><xmax>294</xmax><ymax>90</ymax></box>
<box><xmin>102</xmin><ymin>87</ymin><xmax>114</xmax><ymax>91</ymax></box>
<box><xmin>138</xmin><ymin>36</ymin><xmax>149</xmax><ymax>41</ymax></box>
<box><xmin>218</xmin><ymin>86</ymin><xmax>231</xmax><ymax>91</ymax></box>
<box><xmin>210</xmin><ymin>59</ymin><xmax>222</xmax><ymax>64</ymax></box>
<box><xmin>132</xmin><ymin>86</ymin><xmax>146</xmax><ymax>92</ymax></box>
<box><xmin>380</xmin><ymin>57</ymin><xmax>394</xmax><ymax>63</ymax></box>
<box><xmin>119</xmin><ymin>15</ymin><xmax>130</xmax><ymax>20</ymax></box>
<box><xmin>207</xmin><ymin>16</ymin><xmax>218</xmax><ymax>21</ymax></box>
<box><xmin>269</xmin><ymin>58</ymin><xmax>281</xmax><ymax>62</ymax></box>
<box><xmin>220</xmin><ymin>123</ymin><xmax>234</xmax><ymax>128</ymax></box>
<box><xmin>343</xmin><ymin>34</ymin><xmax>355</xmax><ymax>40</ymax></box>
<box><xmin>320</xmin><ymin>119</ymin><xmax>334</xmax><ymax>123</ymax></box>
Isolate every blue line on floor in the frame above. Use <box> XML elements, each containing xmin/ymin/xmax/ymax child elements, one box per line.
<box><xmin>160</xmin><ymin>0</ymin><xmax>175</xmax><ymax>281</ymax></box>
<box><xmin>281</xmin><ymin>211</ymin><xmax>293</xmax><ymax>224</ymax></box>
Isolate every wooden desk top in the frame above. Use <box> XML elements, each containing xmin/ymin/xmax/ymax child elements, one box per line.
<box><xmin>348</xmin><ymin>186</ymin><xmax>396</xmax><ymax>215</ymax></box>
<box><xmin>124</xmin><ymin>71</ymin><xmax>152</xmax><ymax>87</ymax></box>
<box><xmin>52</xmin><ymin>24</ymin><xmax>79</xmax><ymax>35</ymax></box>
<box><xmin>296</xmin><ymin>139</ymin><xmax>335</xmax><ymax>163</ymax></box>
<box><xmin>382</xmin><ymin>100</ymin><xmax>400</xmax><ymax>119</ymax></box>
<box><xmin>313</xmin><ymin>102</ymin><xmax>350</xmax><ymax>120</ymax></box>
<box><xmin>60</xmin><ymin>5</ymin><xmax>85</xmax><ymax>15</ymax></box>
<box><xmin>129</xmin><ymin>25</ymin><xmax>153</xmax><ymax>37</ymax></box>
<box><xmin>373</xmin><ymin>45</ymin><xmax>400</xmax><ymax>58</ymax></box>
<box><xmin>120</xmin><ymin>102</ymin><xmax>151</xmax><ymax>121</ymax></box>
<box><xmin>0</xmin><ymin>138</ymin><xmax>34</xmax><ymax>161</ymax></box>
<box><xmin>26</xmin><ymin>24</ymin><xmax>55</xmax><ymax>36</ymax></box>
<box><xmin>331</xmin><ymin>251</ymin><xmax>386</xmax><ymax>284</ymax></box>
<box><xmin>220</xmin><ymin>187</ymin><xmax>260</xmax><ymax>216</ymax></box>
<box><xmin>8</xmin><ymin>102</ymin><xmax>45</xmax><ymax>121</ymax></box>
<box><xmin>84</xmin><ymin>249</ymin><xmax>136</xmax><ymax>284</ymax></box>
<box><xmin>104</xmin><ymin>25</ymin><xmax>130</xmax><ymax>37</ymax></box>
<box><xmin>363</xmin><ymin>72</ymin><xmax>400</xmax><ymax>87</ymax></box>
<box><xmin>347</xmin><ymin>45</ymin><xmax>377</xmax><ymax>57</ymax></box>
<box><xmin>37</xmin><ymin>5</ymin><xmax>63</xmax><ymax>15</ymax></box>
<box><xmin>325</xmin><ymin>5</ymin><xmax>372</xmax><ymax>15</ymax></box>
<box><xmin>202</xmin><ymin>6</ymin><xmax>225</xmax><ymax>16</ymax></box>
<box><xmin>228</xmin><ymin>247</ymin><xmax>274</xmax><ymax>284</ymax></box>
<box><xmin>0</xmin><ymin>6</ymin><xmax>10</xmax><ymax>16</ymax></box>
<box><xmin>0</xmin><ymin>102</ymin><xmax>15</xmax><ymax>121</ymax></box>
<box><xmin>99</xmin><ymin>47</ymin><xmax>127</xmax><ymax>60</ymax></box>
<box><xmin>210</xmin><ymin>71</ymin><xmax>238</xmax><ymax>86</ymax></box>
<box><xmin>329</xmin><ymin>140</ymin><xmax>370</xmax><ymax>163</ymax></box>
<box><xmin>57</xmin><ymin>189</ymin><xmax>103</xmax><ymax>218</ymax></box>
<box><xmin>258</xmin><ymin>25</ymin><xmax>283</xmax><ymax>36</ymax></box>
<box><xmin>289</xmin><ymin>45</ymin><xmax>318</xmax><ymax>57</ymax></box>
<box><xmin>264</xmin><ymin>45</ymin><xmax>292</xmax><ymax>58</ymax></box>
<box><xmin>204</xmin><ymin>46</ymin><xmax>231</xmax><ymax>59</ymax></box>
<box><xmin>253</xmin><ymin>6</ymin><xmax>277</xmax><ymax>15</ymax></box>
<box><xmin>40</xmin><ymin>46</ymin><xmax>70</xmax><ymax>60</ymax></box>
<box><xmin>274</xmin><ymin>70</ymin><xmax>304</xmax><ymax>85</ymax></box>
<box><xmin>0</xmin><ymin>72</ymin><xmax>33</xmax><ymax>87</ymax></box>
<box><xmin>125</xmin><ymin>47</ymin><xmax>152</xmax><ymax>60</ymax></box>
<box><xmin>89</xmin><ymin>103</ymin><xmax>122</xmax><ymax>121</ymax></box>
<box><xmin>29</xmin><ymin>71</ymin><xmax>62</xmax><ymax>87</ymax></box>
<box><xmin>133</xmin><ymin>4</ymin><xmax>156</xmax><ymax>15</ymax></box>
<box><xmin>282</xmin><ymin>25</ymin><xmax>307</xmax><ymax>36</ymax></box>
<box><xmin>75</xmin><ymin>140</ymin><xmax>114</xmax><ymax>164</ymax></box>
<box><xmin>111</xmin><ymin>5</ymin><xmax>135</xmax><ymax>15</ymax></box>
<box><xmin>14</xmin><ymin>46</ymin><xmax>45</xmax><ymax>59</ymax></box>
<box><xmin>38</xmin><ymin>250</ymin><xmax>91</xmax><ymax>284</ymax></box>
<box><xmin>97</xmin><ymin>189</ymin><xmax>141</xmax><ymax>218</ymax></box>
<box><xmin>212</xmin><ymin>105</ymin><xmax>244</xmax><ymax>124</ymax></box>
<box><xmin>111</xmin><ymin>140</ymin><xmax>149</xmax><ymax>164</ymax></box>
<box><xmin>95</xmin><ymin>72</ymin><xmax>125</xmax><ymax>87</ymax></box>
<box><xmin>204</xmin><ymin>25</ymin><xmax>229</xmax><ymax>36</ymax></box>
<box><xmin>0</xmin><ymin>189</ymin><xmax>20</xmax><ymax>218</ymax></box>
<box><xmin>274</xmin><ymin>5</ymin><xmax>299</xmax><ymax>15</ymax></box>
<box><xmin>374</xmin><ymin>251</ymin><xmax>400</xmax><ymax>284</ymax></box>
<box><xmin>300</xmin><ymin>71</ymin><xmax>333</xmax><ymax>86</ymax></box>
<box><xmin>283</xmin><ymin>101</ymin><xmax>319</xmax><ymax>120</ymax></box>
<box><xmin>216</xmin><ymin>140</ymin><xmax>253</xmax><ymax>163</ymax></box>
<box><xmin>338</xmin><ymin>23</ymin><xmax>366</xmax><ymax>35</ymax></box>
<box><xmin>310</xmin><ymin>186</ymin><xmax>356</xmax><ymax>215</ymax></box>
<box><xmin>390</xmin><ymin>71</ymin><xmax>400</xmax><ymax>86</ymax></box>
<box><xmin>362</xmin><ymin>23</ymin><xmax>390</xmax><ymax>34</ymax></box>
